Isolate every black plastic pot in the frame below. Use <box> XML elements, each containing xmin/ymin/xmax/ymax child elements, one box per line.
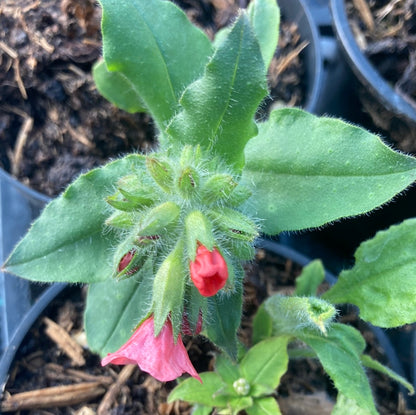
<box><xmin>0</xmin><ymin>239</ymin><xmax>409</xmax><ymax>409</ymax></box>
<box><xmin>0</xmin><ymin>170</ymin><xmax>51</xmax><ymax>357</ymax></box>
<box><xmin>330</xmin><ymin>0</ymin><xmax>416</xmax><ymax>127</ymax></box>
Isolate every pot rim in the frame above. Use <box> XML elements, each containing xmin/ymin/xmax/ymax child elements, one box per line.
<box><xmin>330</xmin><ymin>0</ymin><xmax>416</xmax><ymax>123</ymax></box>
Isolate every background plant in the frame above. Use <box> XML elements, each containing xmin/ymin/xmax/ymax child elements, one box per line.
<box><xmin>2</xmin><ymin>0</ymin><xmax>416</xmax><ymax>410</ymax></box>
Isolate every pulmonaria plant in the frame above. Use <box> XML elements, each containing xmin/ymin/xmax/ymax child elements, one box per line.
<box><xmin>3</xmin><ymin>0</ymin><xmax>416</xmax><ymax>412</ymax></box>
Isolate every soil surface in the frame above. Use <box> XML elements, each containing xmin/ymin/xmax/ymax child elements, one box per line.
<box><xmin>0</xmin><ymin>0</ymin><xmax>306</xmax><ymax>196</ymax></box>
<box><xmin>345</xmin><ymin>0</ymin><xmax>416</xmax><ymax>153</ymax></box>
<box><xmin>1</xmin><ymin>248</ymin><xmax>410</xmax><ymax>415</ymax></box>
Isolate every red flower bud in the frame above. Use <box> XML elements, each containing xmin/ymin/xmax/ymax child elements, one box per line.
<box><xmin>181</xmin><ymin>311</ymin><xmax>203</xmax><ymax>336</ymax></box>
<box><xmin>190</xmin><ymin>245</ymin><xmax>228</xmax><ymax>297</ymax></box>
<box><xmin>118</xmin><ymin>249</ymin><xmax>136</xmax><ymax>273</ymax></box>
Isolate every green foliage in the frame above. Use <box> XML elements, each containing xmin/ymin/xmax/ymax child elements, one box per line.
<box><xmin>323</xmin><ymin>218</ymin><xmax>416</xmax><ymax>327</ymax></box>
<box><xmin>99</xmin><ymin>0</ymin><xmax>212</xmax><ymax>130</ymax></box>
<box><xmin>167</xmin><ymin>12</ymin><xmax>268</xmax><ymax>170</ymax></box>
<box><xmin>4</xmin><ymin>155</ymin><xmax>145</xmax><ymax>283</ymax></box>
<box><xmin>169</xmin><ymin>336</ymin><xmax>289</xmax><ymax>415</ymax></box>
<box><xmin>241</xmin><ymin>108</ymin><xmax>416</xmax><ymax>234</ymax></box>
<box><xmin>294</xmin><ymin>259</ymin><xmax>325</xmax><ymax>296</ymax></box>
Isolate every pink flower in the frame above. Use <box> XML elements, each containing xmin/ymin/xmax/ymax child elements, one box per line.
<box><xmin>101</xmin><ymin>316</ymin><xmax>201</xmax><ymax>383</ymax></box>
<box><xmin>190</xmin><ymin>245</ymin><xmax>228</xmax><ymax>297</ymax></box>
<box><xmin>181</xmin><ymin>310</ymin><xmax>203</xmax><ymax>336</ymax></box>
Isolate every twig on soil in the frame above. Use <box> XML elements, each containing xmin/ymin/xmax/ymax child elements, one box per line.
<box><xmin>0</xmin><ymin>382</ymin><xmax>106</xmax><ymax>412</ymax></box>
<box><xmin>97</xmin><ymin>364</ymin><xmax>136</xmax><ymax>415</ymax></box>
<box><xmin>0</xmin><ymin>40</ymin><xmax>18</xmax><ymax>59</ymax></box>
<box><xmin>352</xmin><ymin>0</ymin><xmax>375</xmax><ymax>31</ymax></box>
<box><xmin>12</xmin><ymin>58</ymin><xmax>28</xmax><ymax>100</ymax></box>
<box><xmin>12</xmin><ymin>114</ymin><xmax>33</xmax><ymax>176</ymax></box>
<box><xmin>43</xmin><ymin>317</ymin><xmax>86</xmax><ymax>367</ymax></box>
<box><xmin>271</xmin><ymin>41</ymin><xmax>308</xmax><ymax>80</ymax></box>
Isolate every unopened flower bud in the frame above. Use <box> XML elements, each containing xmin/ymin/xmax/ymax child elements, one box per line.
<box><xmin>106</xmin><ymin>191</ymin><xmax>142</xmax><ymax>212</ymax></box>
<box><xmin>105</xmin><ymin>211</ymin><xmax>134</xmax><ymax>229</ymax></box>
<box><xmin>227</xmin><ymin>184</ymin><xmax>252</xmax><ymax>207</ymax></box>
<box><xmin>180</xmin><ymin>145</ymin><xmax>202</xmax><ymax>167</ymax></box>
<box><xmin>115</xmin><ymin>249</ymin><xmax>142</xmax><ymax>279</ymax></box>
<box><xmin>201</xmin><ymin>173</ymin><xmax>237</xmax><ymax>205</ymax></box>
<box><xmin>146</xmin><ymin>157</ymin><xmax>174</xmax><ymax>193</ymax></box>
<box><xmin>185</xmin><ymin>211</ymin><xmax>214</xmax><ymax>260</ymax></box>
<box><xmin>138</xmin><ymin>201</ymin><xmax>180</xmax><ymax>237</ymax></box>
<box><xmin>208</xmin><ymin>207</ymin><xmax>258</xmax><ymax>242</ymax></box>
<box><xmin>117</xmin><ymin>174</ymin><xmax>154</xmax><ymax>207</ymax></box>
<box><xmin>190</xmin><ymin>245</ymin><xmax>228</xmax><ymax>297</ymax></box>
<box><xmin>233</xmin><ymin>378</ymin><xmax>250</xmax><ymax>396</ymax></box>
<box><xmin>181</xmin><ymin>310</ymin><xmax>203</xmax><ymax>336</ymax></box>
<box><xmin>178</xmin><ymin>166</ymin><xmax>199</xmax><ymax>198</ymax></box>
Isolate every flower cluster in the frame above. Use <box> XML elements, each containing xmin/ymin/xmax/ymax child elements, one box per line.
<box><xmin>102</xmin><ymin>146</ymin><xmax>258</xmax><ymax>381</ymax></box>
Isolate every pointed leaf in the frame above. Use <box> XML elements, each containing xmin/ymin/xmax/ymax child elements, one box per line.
<box><xmin>93</xmin><ymin>60</ymin><xmax>146</xmax><ymax>113</ymax></box>
<box><xmin>168</xmin><ymin>372</ymin><xmax>230</xmax><ymax>407</ymax></box>
<box><xmin>332</xmin><ymin>394</ymin><xmax>376</xmax><ymax>415</ymax></box>
<box><xmin>295</xmin><ymin>260</ymin><xmax>325</xmax><ymax>296</ymax></box>
<box><xmin>205</xmin><ymin>282</ymin><xmax>243</xmax><ymax>359</ymax></box>
<box><xmin>247</xmin><ymin>0</ymin><xmax>280</xmax><ymax>69</ymax></box>
<box><xmin>246</xmin><ymin>397</ymin><xmax>282</xmax><ymax>415</ymax></box>
<box><xmin>361</xmin><ymin>354</ymin><xmax>414</xmax><ymax>394</ymax></box>
<box><xmin>299</xmin><ymin>323</ymin><xmax>378</xmax><ymax>415</ymax></box>
<box><xmin>240</xmin><ymin>336</ymin><xmax>290</xmax><ymax>391</ymax></box>
<box><xmin>241</xmin><ymin>108</ymin><xmax>416</xmax><ymax>234</ymax></box>
<box><xmin>3</xmin><ymin>155</ymin><xmax>145</xmax><ymax>283</ymax></box>
<box><xmin>322</xmin><ymin>218</ymin><xmax>416</xmax><ymax>327</ymax></box>
<box><xmin>167</xmin><ymin>12</ymin><xmax>268</xmax><ymax>170</ymax></box>
<box><xmin>99</xmin><ymin>0</ymin><xmax>212</xmax><ymax>129</ymax></box>
<box><xmin>85</xmin><ymin>258</ymin><xmax>154</xmax><ymax>355</ymax></box>
<box><xmin>215</xmin><ymin>354</ymin><xmax>240</xmax><ymax>384</ymax></box>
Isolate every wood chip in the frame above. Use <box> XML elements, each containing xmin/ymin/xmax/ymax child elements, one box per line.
<box><xmin>0</xmin><ymin>40</ymin><xmax>18</xmax><ymax>59</ymax></box>
<box><xmin>43</xmin><ymin>317</ymin><xmax>86</xmax><ymax>367</ymax></box>
<box><xmin>97</xmin><ymin>364</ymin><xmax>136</xmax><ymax>415</ymax></box>
<box><xmin>273</xmin><ymin>40</ymin><xmax>309</xmax><ymax>78</ymax></box>
<box><xmin>1</xmin><ymin>382</ymin><xmax>106</xmax><ymax>412</ymax></box>
<box><xmin>352</xmin><ymin>0</ymin><xmax>375</xmax><ymax>31</ymax></box>
<box><xmin>12</xmin><ymin>114</ymin><xmax>33</xmax><ymax>176</ymax></box>
<box><xmin>13</xmin><ymin>58</ymin><xmax>28</xmax><ymax>100</ymax></box>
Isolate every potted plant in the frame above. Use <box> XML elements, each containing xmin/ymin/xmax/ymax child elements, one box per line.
<box><xmin>2</xmin><ymin>0</ymin><xmax>416</xmax><ymax>413</ymax></box>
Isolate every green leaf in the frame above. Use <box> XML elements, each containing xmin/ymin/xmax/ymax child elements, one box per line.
<box><xmin>3</xmin><ymin>155</ymin><xmax>145</xmax><ymax>283</ymax></box>
<box><xmin>241</xmin><ymin>108</ymin><xmax>416</xmax><ymax>234</ymax></box>
<box><xmin>215</xmin><ymin>354</ymin><xmax>241</xmax><ymax>384</ymax></box>
<box><xmin>299</xmin><ymin>323</ymin><xmax>377</xmax><ymax>415</ymax></box>
<box><xmin>168</xmin><ymin>372</ymin><xmax>230</xmax><ymax>407</ymax></box>
<box><xmin>361</xmin><ymin>354</ymin><xmax>414</xmax><ymax>395</ymax></box>
<box><xmin>240</xmin><ymin>336</ymin><xmax>290</xmax><ymax>391</ymax></box>
<box><xmin>152</xmin><ymin>240</ymin><xmax>185</xmax><ymax>337</ymax></box>
<box><xmin>99</xmin><ymin>0</ymin><xmax>212</xmax><ymax>129</ymax></box>
<box><xmin>191</xmin><ymin>405</ymin><xmax>213</xmax><ymax>415</ymax></box>
<box><xmin>332</xmin><ymin>394</ymin><xmax>376</xmax><ymax>415</ymax></box>
<box><xmin>252</xmin><ymin>304</ymin><xmax>273</xmax><ymax>344</ymax></box>
<box><xmin>247</xmin><ymin>0</ymin><xmax>280</xmax><ymax>69</ymax></box>
<box><xmin>205</xmin><ymin>283</ymin><xmax>243</xmax><ymax>359</ymax></box>
<box><xmin>246</xmin><ymin>397</ymin><xmax>282</xmax><ymax>415</ymax></box>
<box><xmin>85</xmin><ymin>258</ymin><xmax>154</xmax><ymax>355</ymax></box>
<box><xmin>294</xmin><ymin>260</ymin><xmax>325</xmax><ymax>296</ymax></box>
<box><xmin>92</xmin><ymin>60</ymin><xmax>146</xmax><ymax>113</ymax></box>
<box><xmin>263</xmin><ymin>295</ymin><xmax>337</xmax><ymax>336</ymax></box>
<box><xmin>322</xmin><ymin>218</ymin><xmax>416</xmax><ymax>327</ymax></box>
<box><xmin>167</xmin><ymin>12</ymin><xmax>268</xmax><ymax>171</ymax></box>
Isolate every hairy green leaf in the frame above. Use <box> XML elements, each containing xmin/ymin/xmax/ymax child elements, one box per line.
<box><xmin>241</xmin><ymin>108</ymin><xmax>416</xmax><ymax>234</ymax></box>
<box><xmin>247</xmin><ymin>0</ymin><xmax>280</xmax><ymax>69</ymax></box>
<box><xmin>246</xmin><ymin>397</ymin><xmax>282</xmax><ymax>415</ymax></box>
<box><xmin>361</xmin><ymin>354</ymin><xmax>414</xmax><ymax>394</ymax></box>
<box><xmin>3</xmin><ymin>155</ymin><xmax>145</xmax><ymax>283</ymax></box>
<box><xmin>93</xmin><ymin>60</ymin><xmax>146</xmax><ymax>113</ymax></box>
<box><xmin>240</xmin><ymin>336</ymin><xmax>290</xmax><ymax>391</ymax></box>
<box><xmin>85</xmin><ymin>258</ymin><xmax>154</xmax><ymax>355</ymax></box>
<box><xmin>168</xmin><ymin>372</ymin><xmax>230</xmax><ymax>407</ymax></box>
<box><xmin>299</xmin><ymin>324</ymin><xmax>377</xmax><ymax>415</ymax></box>
<box><xmin>99</xmin><ymin>0</ymin><xmax>212</xmax><ymax>129</ymax></box>
<box><xmin>294</xmin><ymin>260</ymin><xmax>325</xmax><ymax>296</ymax></box>
<box><xmin>167</xmin><ymin>12</ymin><xmax>268</xmax><ymax>170</ymax></box>
<box><xmin>322</xmin><ymin>218</ymin><xmax>416</xmax><ymax>327</ymax></box>
<box><xmin>332</xmin><ymin>394</ymin><xmax>375</xmax><ymax>415</ymax></box>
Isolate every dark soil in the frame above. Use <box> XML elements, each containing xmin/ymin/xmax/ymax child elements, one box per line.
<box><xmin>0</xmin><ymin>0</ymin><xmax>306</xmax><ymax>197</ymax></box>
<box><xmin>346</xmin><ymin>0</ymin><xmax>416</xmax><ymax>153</ymax></box>
<box><xmin>1</xmin><ymin>248</ymin><xmax>409</xmax><ymax>414</ymax></box>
